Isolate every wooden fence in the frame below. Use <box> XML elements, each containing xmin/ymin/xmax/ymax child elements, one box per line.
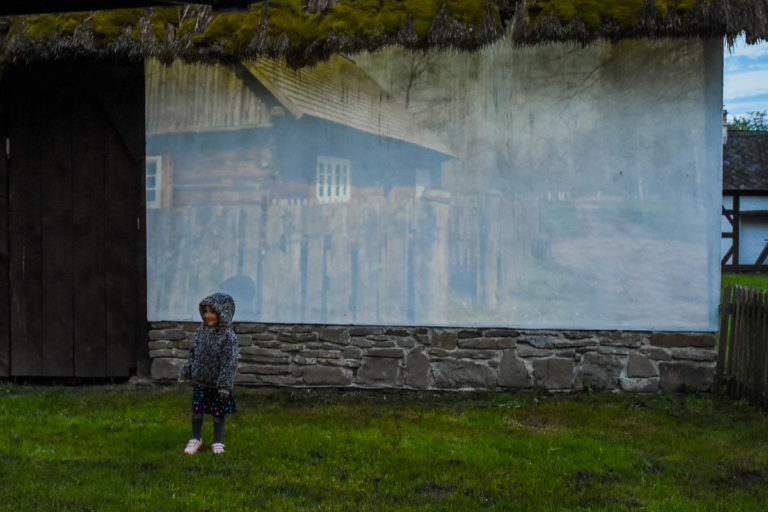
<box><xmin>716</xmin><ymin>284</ymin><xmax>768</xmax><ymax>407</ymax></box>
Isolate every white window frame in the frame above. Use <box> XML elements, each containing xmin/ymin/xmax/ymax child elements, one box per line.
<box><xmin>146</xmin><ymin>156</ymin><xmax>163</xmax><ymax>209</ymax></box>
<box><xmin>316</xmin><ymin>156</ymin><xmax>350</xmax><ymax>203</ymax></box>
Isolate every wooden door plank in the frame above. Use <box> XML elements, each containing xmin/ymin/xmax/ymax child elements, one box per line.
<box><xmin>103</xmin><ymin>64</ymin><xmax>146</xmax><ymax>377</ymax></box>
<box><xmin>40</xmin><ymin>70</ymin><xmax>75</xmax><ymax>376</ymax></box>
<box><xmin>8</xmin><ymin>68</ymin><xmax>44</xmax><ymax>376</ymax></box>
<box><xmin>73</xmin><ymin>66</ymin><xmax>108</xmax><ymax>377</ymax></box>
<box><xmin>0</xmin><ymin>73</ymin><xmax>9</xmax><ymax>376</ymax></box>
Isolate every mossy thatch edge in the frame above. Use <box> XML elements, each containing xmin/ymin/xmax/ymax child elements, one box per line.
<box><xmin>0</xmin><ymin>0</ymin><xmax>766</xmax><ymax>67</ymax></box>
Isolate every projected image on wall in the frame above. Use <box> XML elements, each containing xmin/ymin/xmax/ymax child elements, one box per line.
<box><xmin>146</xmin><ymin>38</ymin><xmax>718</xmax><ymax>330</ymax></box>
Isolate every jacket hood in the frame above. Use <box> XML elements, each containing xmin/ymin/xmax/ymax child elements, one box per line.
<box><xmin>199</xmin><ymin>292</ymin><xmax>236</xmax><ymax>328</ymax></box>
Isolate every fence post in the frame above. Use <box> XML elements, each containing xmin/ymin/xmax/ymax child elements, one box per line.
<box><xmin>716</xmin><ymin>284</ymin><xmax>732</xmax><ymax>390</ymax></box>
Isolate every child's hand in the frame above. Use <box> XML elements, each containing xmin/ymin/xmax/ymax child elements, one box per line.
<box><xmin>219</xmin><ymin>391</ymin><xmax>229</xmax><ymax>399</ymax></box>
<box><xmin>177</xmin><ymin>378</ymin><xmax>184</xmax><ymax>384</ymax></box>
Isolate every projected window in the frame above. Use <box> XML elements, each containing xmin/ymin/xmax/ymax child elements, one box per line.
<box><xmin>316</xmin><ymin>157</ymin><xmax>350</xmax><ymax>203</ymax></box>
<box><xmin>145</xmin><ymin>156</ymin><xmax>162</xmax><ymax>209</ymax></box>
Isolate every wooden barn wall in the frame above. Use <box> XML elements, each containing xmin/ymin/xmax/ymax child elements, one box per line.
<box><xmin>0</xmin><ymin>91</ymin><xmax>8</xmax><ymax>376</ymax></box>
<box><xmin>1</xmin><ymin>62</ymin><xmax>147</xmax><ymax>378</ymax></box>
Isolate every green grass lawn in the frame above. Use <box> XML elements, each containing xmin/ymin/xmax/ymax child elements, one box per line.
<box><xmin>722</xmin><ymin>273</ymin><xmax>768</xmax><ymax>293</ymax></box>
<box><xmin>1</xmin><ymin>385</ymin><xmax>767</xmax><ymax>511</ymax></box>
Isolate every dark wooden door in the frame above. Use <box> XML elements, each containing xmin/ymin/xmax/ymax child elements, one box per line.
<box><xmin>0</xmin><ymin>62</ymin><xmax>147</xmax><ymax>378</ymax></box>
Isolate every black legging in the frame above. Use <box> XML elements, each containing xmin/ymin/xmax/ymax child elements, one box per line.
<box><xmin>191</xmin><ymin>413</ymin><xmax>227</xmax><ymax>444</ymax></box>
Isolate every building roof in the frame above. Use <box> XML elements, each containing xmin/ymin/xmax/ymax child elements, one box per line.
<box><xmin>147</xmin><ymin>55</ymin><xmax>454</xmax><ymax>156</ymax></box>
<box><xmin>1</xmin><ymin>0</ymin><xmax>767</xmax><ymax>67</ymax></box>
<box><xmin>243</xmin><ymin>55</ymin><xmax>454</xmax><ymax>155</ymax></box>
<box><xmin>723</xmin><ymin>130</ymin><xmax>768</xmax><ymax>192</ymax></box>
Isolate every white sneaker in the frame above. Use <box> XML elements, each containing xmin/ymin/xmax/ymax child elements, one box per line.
<box><xmin>184</xmin><ymin>438</ymin><xmax>203</xmax><ymax>455</ymax></box>
<box><xmin>212</xmin><ymin>443</ymin><xmax>225</xmax><ymax>454</ymax></box>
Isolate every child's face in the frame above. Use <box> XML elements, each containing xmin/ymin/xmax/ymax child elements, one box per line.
<box><xmin>202</xmin><ymin>305</ymin><xmax>219</xmax><ymax>326</ymax></box>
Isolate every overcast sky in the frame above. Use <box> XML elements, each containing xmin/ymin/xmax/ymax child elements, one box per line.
<box><xmin>724</xmin><ymin>36</ymin><xmax>768</xmax><ymax>120</ymax></box>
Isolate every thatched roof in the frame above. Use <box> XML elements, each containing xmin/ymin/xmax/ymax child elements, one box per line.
<box><xmin>1</xmin><ymin>0</ymin><xmax>767</xmax><ymax>67</ymax></box>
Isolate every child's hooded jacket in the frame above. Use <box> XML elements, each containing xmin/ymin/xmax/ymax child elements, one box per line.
<box><xmin>179</xmin><ymin>293</ymin><xmax>239</xmax><ymax>395</ymax></box>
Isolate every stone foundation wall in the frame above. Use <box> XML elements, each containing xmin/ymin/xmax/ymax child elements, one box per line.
<box><xmin>149</xmin><ymin>323</ymin><xmax>716</xmax><ymax>392</ymax></box>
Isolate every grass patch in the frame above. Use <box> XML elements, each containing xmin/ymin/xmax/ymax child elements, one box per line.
<box><xmin>1</xmin><ymin>385</ymin><xmax>767</xmax><ymax>511</ymax></box>
<box><xmin>722</xmin><ymin>273</ymin><xmax>768</xmax><ymax>293</ymax></box>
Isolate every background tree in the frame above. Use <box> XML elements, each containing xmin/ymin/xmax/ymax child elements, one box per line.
<box><xmin>727</xmin><ymin>110</ymin><xmax>768</xmax><ymax>131</ymax></box>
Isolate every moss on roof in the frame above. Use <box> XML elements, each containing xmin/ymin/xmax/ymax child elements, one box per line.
<box><xmin>1</xmin><ymin>0</ymin><xmax>766</xmax><ymax>67</ymax></box>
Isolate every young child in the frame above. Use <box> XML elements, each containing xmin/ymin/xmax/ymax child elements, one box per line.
<box><xmin>177</xmin><ymin>292</ymin><xmax>239</xmax><ymax>455</ymax></box>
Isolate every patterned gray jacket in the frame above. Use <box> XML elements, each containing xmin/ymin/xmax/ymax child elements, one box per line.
<box><xmin>179</xmin><ymin>292</ymin><xmax>239</xmax><ymax>395</ymax></box>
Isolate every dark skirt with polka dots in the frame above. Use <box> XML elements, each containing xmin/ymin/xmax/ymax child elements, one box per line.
<box><xmin>191</xmin><ymin>385</ymin><xmax>237</xmax><ymax>418</ymax></box>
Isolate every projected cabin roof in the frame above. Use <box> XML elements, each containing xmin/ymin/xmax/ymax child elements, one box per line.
<box><xmin>1</xmin><ymin>0</ymin><xmax>766</xmax><ymax>66</ymax></box>
<box><xmin>244</xmin><ymin>56</ymin><xmax>454</xmax><ymax>156</ymax></box>
<box><xmin>146</xmin><ymin>55</ymin><xmax>453</xmax><ymax>155</ymax></box>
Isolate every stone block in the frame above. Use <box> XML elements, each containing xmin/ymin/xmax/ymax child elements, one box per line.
<box><xmin>252</xmin><ymin>333</ymin><xmax>277</xmax><ymax>341</ymax></box>
<box><xmin>351</xmin><ymin>338</ymin><xmax>374</xmax><ymax>349</ymax></box>
<box><xmin>405</xmin><ymin>350</ymin><xmax>430</xmax><ymax>389</ymax></box>
<box><xmin>278</xmin><ymin>331</ymin><xmax>317</xmax><ymax>343</ymax></box>
<box><xmin>149</xmin><ymin>329</ymin><xmax>187</xmax><ymax>341</ymax></box>
<box><xmin>427</xmin><ymin>348</ymin><xmax>453</xmax><ymax>359</ymax></box>
<box><xmin>177</xmin><ymin>340</ymin><xmax>191</xmax><ymax>350</ymax></box>
<box><xmin>498</xmin><ymin>351</ymin><xmax>533</xmax><ymax>388</ymax></box>
<box><xmin>602</xmin><ymin>332</ymin><xmax>646</xmax><ymax>348</ymax></box>
<box><xmin>627</xmin><ymin>353</ymin><xmax>657</xmax><ymax>378</ymax></box>
<box><xmin>619</xmin><ymin>377</ymin><xmax>659</xmax><ymax>393</ymax></box>
<box><xmin>532</xmin><ymin>357</ymin><xmax>574</xmax><ymax>390</ymax></box>
<box><xmin>516</xmin><ymin>344</ymin><xmax>551</xmax><ymax>358</ymax></box>
<box><xmin>349</xmin><ymin>327</ymin><xmax>385</xmax><ymax>336</ymax></box>
<box><xmin>430</xmin><ymin>329</ymin><xmax>458</xmax><ymax>349</ymax></box>
<box><xmin>519</xmin><ymin>336</ymin><xmax>554</xmax><ymax>349</ymax></box>
<box><xmin>386</xmin><ymin>329</ymin><xmax>411</xmax><ymax>337</ymax></box>
<box><xmin>240</xmin><ymin>347</ymin><xmax>284</xmax><ymax>359</ymax></box>
<box><xmin>484</xmin><ymin>329</ymin><xmax>520</xmax><ymax>338</ymax></box>
<box><xmin>293</xmin><ymin>356</ymin><xmax>316</xmax><ymax>365</ymax></box>
<box><xmin>317</xmin><ymin>327</ymin><xmax>350</xmax><ymax>345</ymax></box>
<box><xmin>235</xmin><ymin>323</ymin><xmax>267</xmax><ymax>334</ymax></box>
<box><xmin>356</xmin><ymin>358</ymin><xmax>402</xmax><ymax>387</ymax></box>
<box><xmin>563</xmin><ymin>331</ymin><xmax>595</xmax><ymax>340</ymax></box>
<box><xmin>151</xmin><ymin>358</ymin><xmax>185</xmax><ymax>380</ymax></box>
<box><xmin>669</xmin><ymin>348</ymin><xmax>717</xmax><ymax>362</ymax></box>
<box><xmin>651</xmin><ymin>333</ymin><xmax>716</xmax><ymax>348</ymax></box>
<box><xmin>149</xmin><ymin>348</ymin><xmax>189</xmax><ymax>359</ymax></box>
<box><xmin>458</xmin><ymin>337</ymin><xmax>516</xmax><ymax>349</ymax></box>
<box><xmin>553</xmin><ymin>338</ymin><xmax>598</xmax><ymax>349</ymax></box>
<box><xmin>236</xmin><ymin>374</ymin><xmax>303</xmax><ymax>386</ymax></box>
<box><xmin>238</xmin><ymin>364</ymin><xmax>291</xmax><ymax>375</ymax></box>
<box><xmin>148</xmin><ymin>340</ymin><xmax>174</xmax><ymax>350</ymax></box>
<box><xmin>150</xmin><ymin>322</ymin><xmax>178</xmax><ymax>329</ymax></box>
<box><xmin>396</xmin><ymin>337</ymin><xmax>417</xmax><ymax>349</ymax></box>
<box><xmin>457</xmin><ymin>329</ymin><xmax>482</xmax><ymax>339</ymax></box>
<box><xmin>574</xmin><ymin>352</ymin><xmax>623</xmax><ymax>390</ymax></box>
<box><xmin>237</xmin><ymin>334</ymin><xmax>254</xmax><ymax>346</ymax></box>
<box><xmin>254</xmin><ymin>339</ymin><xmax>282</xmax><ymax>349</ymax></box>
<box><xmin>597</xmin><ymin>346</ymin><xmax>631</xmax><ymax>356</ymax></box>
<box><xmin>431</xmin><ymin>360</ymin><xmax>496</xmax><ymax>389</ymax></box>
<box><xmin>302</xmin><ymin>365</ymin><xmax>352</xmax><ymax>386</ymax></box>
<box><xmin>324</xmin><ymin>359</ymin><xmax>362</xmax><ymax>369</ymax></box>
<box><xmin>300</xmin><ymin>349</ymin><xmax>342</xmax><ymax>359</ymax></box>
<box><xmin>415</xmin><ymin>334</ymin><xmax>430</xmax><ymax>344</ymax></box>
<box><xmin>640</xmin><ymin>347</ymin><xmax>671</xmax><ymax>361</ymax></box>
<box><xmin>239</xmin><ymin>356</ymin><xmax>291</xmax><ymax>365</ymax></box>
<box><xmin>366</xmin><ymin>348</ymin><xmax>404</xmax><ymax>358</ymax></box>
<box><xmin>659</xmin><ymin>362</ymin><xmax>714</xmax><ymax>391</ymax></box>
<box><xmin>342</xmin><ymin>346</ymin><xmax>364</xmax><ymax>359</ymax></box>
<box><xmin>455</xmin><ymin>349</ymin><xmax>496</xmax><ymax>360</ymax></box>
